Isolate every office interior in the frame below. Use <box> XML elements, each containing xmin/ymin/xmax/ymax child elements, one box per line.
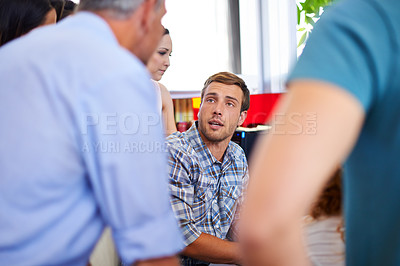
<box><xmin>1</xmin><ymin>0</ymin><xmax>341</xmax><ymax>265</ymax></box>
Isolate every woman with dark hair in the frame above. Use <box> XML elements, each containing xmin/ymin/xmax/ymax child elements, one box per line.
<box><xmin>304</xmin><ymin>168</ymin><xmax>345</xmax><ymax>266</ymax></box>
<box><xmin>0</xmin><ymin>0</ymin><xmax>56</xmax><ymax>46</ymax></box>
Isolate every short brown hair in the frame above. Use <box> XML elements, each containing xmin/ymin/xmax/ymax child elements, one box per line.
<box><xmin>201</xmin><ymin>72</ymin><xmax>250</xmax><ymax>112</ymax></box>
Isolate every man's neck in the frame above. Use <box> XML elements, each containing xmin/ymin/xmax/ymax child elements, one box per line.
<box><xmin>201</xmin><ymin>137</ymin><xmax>230</xmax><ymax>163</ymax></box>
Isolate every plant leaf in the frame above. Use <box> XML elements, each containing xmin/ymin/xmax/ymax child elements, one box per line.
<box><xmin>297</xmin><ymin>5</ymin><xmax>301</xmax><ymax>25</ymax></box>
<box><xmin>298</xmin><ymin>32</ymin><xmax>307</xmax><ymax>47</ymax></box>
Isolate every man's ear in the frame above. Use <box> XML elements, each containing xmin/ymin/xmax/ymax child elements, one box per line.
<box><xmin>238</xmin><ymin>110</ymin><xmax>247</xmax><ymax>127</ymax></box>
<box><xmin>138</xmin><ymin>0</ymin><xmax>157</xmax><ymax>34</ymax></box>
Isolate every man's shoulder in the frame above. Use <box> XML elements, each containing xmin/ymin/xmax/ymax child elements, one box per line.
<box><xmin>166</xmin><ymin>131</ymin><xmax>190</xmax><ymax>152</ymax></box>
<box><xmin>58</xmin><ymin>13</ymin><xmax>144</xmax><ymax>67</ymax></box>
<box><xmin>166</xmin><ymin>125</ymin><xmax>201</xmax><ymax>148</ymax></box>
<box><xmin>0</xmin><ymin>12</ymin><xmax>145</xmax><ymax>80</ymax></box>
<box><xmin>165</xmin><ymin>132</ymin><xmax>199</xmax><ymax>172</ymax></box>
<box><xmin>165</xmin><ymin>129</ymin><xmax>203</xmax><ymax>162</ymax></box>
<box><xmin>228</xmin><ymin>141</ymin><xmax>246</xmax><ymax>159</ymax></box>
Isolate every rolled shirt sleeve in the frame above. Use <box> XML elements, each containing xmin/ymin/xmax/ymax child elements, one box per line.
<box><xmin>79</xmin><ymin>68</ymin><xmax>184</xmax><ymax>263</ymax></box>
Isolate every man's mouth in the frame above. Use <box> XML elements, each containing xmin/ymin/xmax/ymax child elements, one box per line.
<box><xmin>209</xmin><ymin>119</ymin><xmax>223</xmax><ymax>129</ymax></box>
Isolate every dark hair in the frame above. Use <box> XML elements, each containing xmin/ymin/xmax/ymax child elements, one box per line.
<box><xmin>310</xmin><ymin>168</ymin><xmax>342</xmax><ymax>219</ymax></box>
<box><xmin>60</xmin><ymin>0</ymin><xmax>76</xmax><ymax>20</ymax></box>
<box><xmin>0</xmin><ymin>0</ymin><xmax>53</xmax><ymax>46</ymax></box>
<box><xmin>202</xmin><ymin>72</ymin><xmax>250</xmax><ymax>112</ymax></box>
<box><xmin>50</xmin><ymin>0</ymin><xmax>76</xmax><ymax>22</ymax></box>
<box><xmin>50</xmin><ymin>0</ymin><xmax>64</xmax><ymax>21</ymax></box>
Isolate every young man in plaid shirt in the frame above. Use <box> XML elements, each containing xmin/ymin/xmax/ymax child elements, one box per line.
<box><xmin>166</xmin><ymin>72</ymin><xmax>250</xmax><ymax>265</ymax></box>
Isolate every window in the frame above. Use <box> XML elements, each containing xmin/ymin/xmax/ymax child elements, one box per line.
<box><xmin>161</xmin><ymin>0</ymin><xmax>231</xmax><ymax>96</ymax></box>
<box><xmin>163</xmin><ymin>0</ymin><xmax>297</xmax><ymax>96</ymax></box>
<box><xmin>74</xmin><ymin>0</ymin><xmax>298</xmax><ymax>95</ymax></box>
<box><xmin>259</xmin><ymin>0</ymin><xmax>297</xmax><ymax>93</ymax></box>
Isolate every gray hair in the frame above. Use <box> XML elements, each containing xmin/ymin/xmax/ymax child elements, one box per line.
<box><xmin>78</xmin><ymin>0</ymin><xmax>161</xmax><ymax>19</ymax></box>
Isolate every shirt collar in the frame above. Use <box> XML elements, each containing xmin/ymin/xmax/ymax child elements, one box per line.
<box><xmin>185</xmin><ymin>122</ymin><xmax>235</xmax><ymax>169</ymax></box>
<box><xmin>73</xmin><ymin>11</ymin><xmax>120</xmax><ymax>47</ymax></box>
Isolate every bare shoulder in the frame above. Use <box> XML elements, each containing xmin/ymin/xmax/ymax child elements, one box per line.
<box><xmin>158</xmin><ymin>82</ymin><xmax>169</xmax><ymax>95</ymax></box>
<box><xmin>158</xmin><ymin>82</ymin><xmax>173</xmax><ymax>105</ymax></box>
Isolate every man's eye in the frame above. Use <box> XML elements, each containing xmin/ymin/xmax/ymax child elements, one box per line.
<box><xmin>206</xmin><ymin>98</ymin><xmax>215</xmax><ymax>103</ymax></box>
<box><xmin>227</xmin><ymin>102</ymin><xmax>234</xmax><ymax>107</ymax></box>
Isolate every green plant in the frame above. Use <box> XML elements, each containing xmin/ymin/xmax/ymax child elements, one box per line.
<box><xmin>297</xmin><ymin>0</ymin><xmax>336</xmax><ymax>47</ymax></box>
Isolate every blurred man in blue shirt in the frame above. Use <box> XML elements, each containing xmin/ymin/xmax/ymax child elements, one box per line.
<box><xmin>0</xmin><ymin>0</ymin><xmax>183</xmax><ymax>265</ymax></box>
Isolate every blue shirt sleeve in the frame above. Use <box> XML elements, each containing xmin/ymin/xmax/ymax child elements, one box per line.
<box><xmin>288</xmin><ymin>0</ymin><xmax>394</xmax><ymax>112</ymax></box>
<box><xmin>79</xmin><ymin>67</ymin><xmax>183</xmax><ymax>263</ymax></box>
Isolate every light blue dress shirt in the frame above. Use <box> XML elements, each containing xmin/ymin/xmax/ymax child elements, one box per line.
<box><xmin>0</xmin><ymin>12</ymin><xmax>183</xmax><ymax>265</ymax></box>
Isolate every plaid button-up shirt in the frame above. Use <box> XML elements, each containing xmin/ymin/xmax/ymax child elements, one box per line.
<box><xmin>166</xmin><ymin>123</ymin><xmax>249</xmax><ymax>247</ymax></box>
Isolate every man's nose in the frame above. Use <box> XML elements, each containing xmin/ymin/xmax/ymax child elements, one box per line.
<box><xmin>213</xmin><ymin>102</ymin><xmax>223</xmax><ymax>116</ymax></box>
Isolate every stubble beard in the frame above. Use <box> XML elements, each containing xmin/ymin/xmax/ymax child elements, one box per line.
<box><xmin>198</xmin><ymin>119</ymin><xmax>237</xmax><ymax>144</ymax></box>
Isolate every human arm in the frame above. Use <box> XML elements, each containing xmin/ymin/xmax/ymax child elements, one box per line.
<box><xmin>135</xmin><ymin>256</ymin><xmax>179</xmax><ymax>266</ymax></box>
<box><xmin>239</xmin><ymin>81</ymin><xmax>365</xmax><ymax>265</ymax></box>
<box><xmin>182</xmin><ymin>232</ymin><xmax>241</xmax><ymax>264</ymax></box>
<box><xmin>159</xmin><ymin>82</ymin><xmax>177</xmax><ymax>136</ymax></box>
<box><xmin>239</xmin><ymin>0</ymin><xmax>395</xmax><ymax>263</ymax></box>
<box><xmin>81</xmin><ymin>69</ymin><xmax>183</xmax><ymax>264</ymax></box>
